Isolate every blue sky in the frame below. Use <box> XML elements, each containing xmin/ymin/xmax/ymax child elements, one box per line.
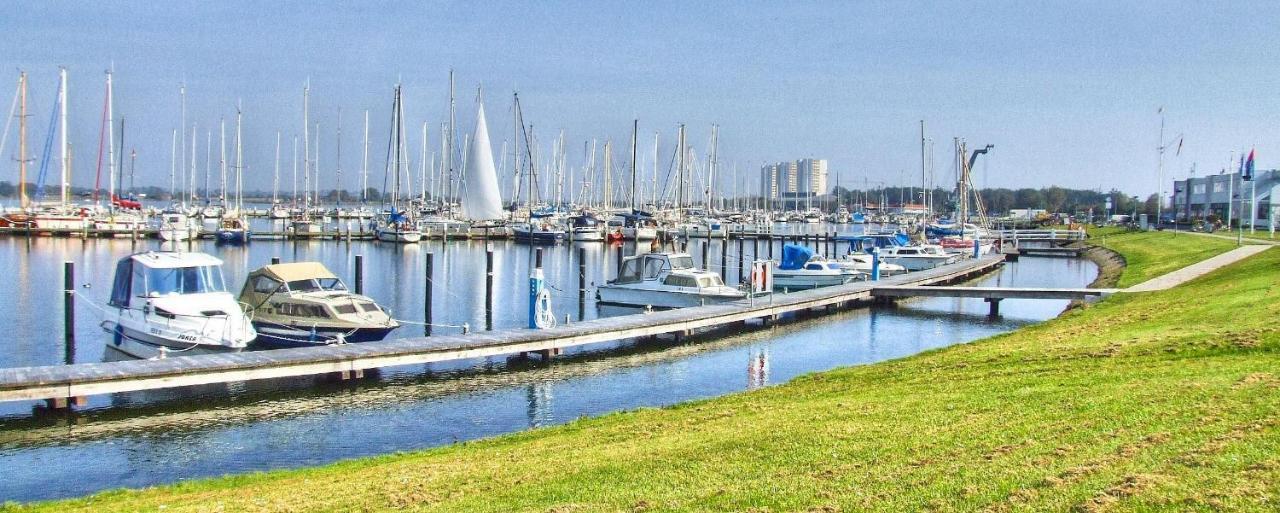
<box><xmin>2</xmin><ymin>1</ymin><xmax>1277</xmax><ymax>199</ymax></box>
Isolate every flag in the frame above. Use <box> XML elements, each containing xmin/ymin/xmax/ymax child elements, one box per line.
<box><xmin>1244</xmin><ymin>149</ymin><xmax>1255</xmax><ymax>181</ymax></box>
<box><xmin>1175</xmin><ymin>137</ymin><xmax>1183</xmax><ymax>156</ymax></box>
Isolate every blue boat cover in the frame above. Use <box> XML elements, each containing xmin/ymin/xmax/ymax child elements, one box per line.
<box><xmin>779</xmin><ymin>244</ymin><xmax>814</xmax><ymax>270</ymax></box>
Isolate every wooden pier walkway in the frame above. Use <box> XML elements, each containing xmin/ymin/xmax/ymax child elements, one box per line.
<box><xmin>0</xmin><ymin>255</ymin><xmax>1012</xmax><ymax>408</ymax></box>
<box><xmin>870</xmin><ymin>285</ymin><xmax>1111</xmax><ymax>316</ymax></box>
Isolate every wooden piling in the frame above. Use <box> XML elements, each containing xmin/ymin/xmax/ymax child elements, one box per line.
<box><xmin>63</xmin><ymin>261</ymin><xmax>75</xmax><ymax>365</ymax></box>
<box><xmin>486</xmin><ymin>247</ymin><xmax>494</xmax><ymax>330</ymax></box>
<box><xmin>737</xmin><ymin>238</ymin><xmax>744</xmax><ymax>284</ymax></box>
<box><xmin>425</xmin><ymin>252</ymin><xmax>434</xmax><ymax>336</ymax></box>
<box><xmin>354</xmin><ymin>254</ymin><xmax>364</xmax><ymax>295</ymax></box>
<box><xmin>271</xmin><ymin>256</ymin><xmax>281</xmax><ymax>265</ymax></box>
<box><xmin>578</xmin><ymin>247</ymin><xmax>586</xmax><ymax>320</ymax></box>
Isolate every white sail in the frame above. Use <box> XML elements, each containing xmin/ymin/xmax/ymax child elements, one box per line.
<box><xmin>460</xmin><ymin>100</ymin><xmax>503</xmax><ymax>220</ymax></box>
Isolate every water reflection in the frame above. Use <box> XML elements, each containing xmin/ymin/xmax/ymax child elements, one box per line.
<box><xmin>0</xmin><ymin>233</ymin><xmax>1095</xmax><ymax>502</ymax></box>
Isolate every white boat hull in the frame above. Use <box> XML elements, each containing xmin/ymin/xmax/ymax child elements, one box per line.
<box><xmin>377</xmin><ymin>228</ymin><xmax>422</xmax><ymax>243</ymax></box>
<box><xmin>596</xmin><ymin>285</ymin><xmax>745</xmax><ymax>309</ymax></box>
<box><xmin>772</xmin><ymin>272</ymin><xmax>858</xmax><ymax>290</ymax></box>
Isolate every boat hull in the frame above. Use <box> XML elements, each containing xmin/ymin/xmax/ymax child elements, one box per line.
<box><xmin>595</xmin><ymin>286</ymin><xmax>745</xmax><ymax>309</ymax></box>
<box><xmin>104</xmin><ymin>321</ymin><xmax>246</xmax><ymax>359</ymax></box>
<box><xmin>771</xmin><ymin>272</ymin><xmax>858</xmax><ymax>290</ymax></box>
<box><xmin>251</xmin><ymin>324</ymin><xmax>398</xmax><ymax>348</ymax></box>
<box><xmin>376</xmin><ymin>228</ymin><xmax>422</xmax><ymax>243</ymax></box>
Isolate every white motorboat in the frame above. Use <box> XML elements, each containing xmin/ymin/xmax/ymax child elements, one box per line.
<box><xmin>617</xmin><ymin>213</ymin><xmax>658</xmax><ymax>241</ymax></box>
<box><xmin>773</xmin><ymin>244</ymin><xmax>863</xmax><ymax>290</ymax></box>
<box><xmin>158</xmin><ymin>210</ymin><xmax>197</xmax><ymax>241</ymax></box>
<box><xmin>877</xmin><ymin>244</ymin><xmax>959</xmax><ymax>271</ymax></box>
<box><xmin>837</xmin><ymin>252</ymin><xmax>907</xmax><ymax>276</ymax></box>
<box><xmin>568</xmin><ymin>213</ymin><xmax>605</xmax><ymax>242</ymax></box>
<box><xmin>596</xmin><ymin>252</ymin><xmax>746</xmax><ymax>309</ymax></box>
<box><xmin>102</xmin><ymin>251</ymin><xmax>256</xmax><ymax>358</ymax></box>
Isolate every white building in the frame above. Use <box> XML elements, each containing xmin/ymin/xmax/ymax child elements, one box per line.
<box><xmin>760</xmin><ymin>158</ymin><xmax>827</xmax><ymax>200</ymax></box>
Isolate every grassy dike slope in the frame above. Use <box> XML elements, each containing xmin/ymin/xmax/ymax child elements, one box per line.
<box><xmin>1087</xmin><ymin>227</ymin><xmax>1241</xmax><ymax>288</ymax></box>
<box><xmin>10</xmin><ymin>234</ymin><xmax>1280</xmax><ymax>512</ymax></box>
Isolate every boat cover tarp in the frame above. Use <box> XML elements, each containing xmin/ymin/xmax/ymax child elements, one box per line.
<box><xmin>255</xmin><ymin>262</ymin><xmax>339</xmax><ymax>283</ymax></box>
<box><xmin>779</xmin><ymin>244</ymin><xmax>813</xmax><ymax>270</ymax></box>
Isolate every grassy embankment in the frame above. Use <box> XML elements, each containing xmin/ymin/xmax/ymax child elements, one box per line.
<box><xmin>1085</xmin><ymin>226</ymin><xmax>1243</xmax><ymax>288</ymax></box>
<box><xmin>8</xmin><ymin>231</ymin><xmax>1279</xmax><ymax>512</ymax></box>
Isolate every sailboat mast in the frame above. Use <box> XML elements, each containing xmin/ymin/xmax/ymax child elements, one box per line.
<box><xmin>446</xmin><ymin>70</ymin><xmax>455</xmax><ymax>211</ymax></box>
<box><xmin>652</xmin><ymin>131</ymin><xmax>658</xmax><ymax>209</ymax></box>
<box><xmin>179</xmin><ymin>84</ymin><xmax>186</xmax><ymax>206</ymax></box>
<box><xmin>106</xmin><ymin>70</ymin><xmax>116</xmax><ymax>205</ymax></box>
<box><xmin>58</xmin><ymin>68</ymin><xmax>68</xmax><ymax>207</ymax></box>
<box><xmin>273</xmin><ymin>131</ymin><xmax>280</xmax><ymax>205</ymax></box>
<box><xmin>19</xmin><ymin>72</ymin><xmax>27</xmax><ymax>208</ymax></box>
<box><xmin>169</xmin><ymin>129</ymin><xmax>176</xmax><ymax>202</ymax></box>
<box><xmin>630</xmin><ymin>120</ymin><xmax>638</xmax><ymax>211</ymax></box>
<box><xmin>191</xmin><ymin>125</ymin><xmax>197</xmax><ymax>203</ymax></box>
<box><xmin>218</xmin><ymin>118</ymin><xmax>226</xmax><ymax>206</ymax></box>
<box><xmin>303</xmin><ymin>83</ymin><xmax>310</xmax><ymax>210</ymax></box>
<box><xmin>235</xmin><ymin>106</ymin><xmax>243</xmax><ymax>212</ymax></box>
<box><xmin>335</xmin><ymin>110</ymin><xmax>343</xmax><ymax>207</ymax></box>
<box><xmin>361</xmin><ymin>110</ymin><xmax>369</xmax><ymax>204</ymax></box>
<box><xmin>420</xmin><ymin>122</ymin><xmax>427</xmax><ymax>203</ymax></box>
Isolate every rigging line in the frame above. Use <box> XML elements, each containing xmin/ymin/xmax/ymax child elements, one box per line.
<box><xmin>0</xmin><ymin>79</ymin><xmax>19</xmax><ymax>166</ymax></box>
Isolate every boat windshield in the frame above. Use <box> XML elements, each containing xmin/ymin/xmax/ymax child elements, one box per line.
<box><xmin>142</xmin><ymin>265</ymin><xmax>226</xmax><ymax>296</ymax></box>
<box><xmin>287</xmin><ymin>278</ymin><xmax>347</xmax><ymax>292</ymax></box>
<box><xmin>669</xmin><ymin>256</ymin><xmax>695</xmax><ymax>270</ymax></box>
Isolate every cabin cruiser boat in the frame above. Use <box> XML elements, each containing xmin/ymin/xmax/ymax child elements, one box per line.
<box><xmin>925</xmin><ymin>222</ymin><xmax>986</xmax><ymax>239</ymax></box>
<box><xmin>290</xmin><ymin>214</ymin><xmax>327</xmax><ymax>240</ymax></box>
<box><xmin>804</xmin><ymin>210</ymin><xmax>823</xmax><ymax>224</ymax></box>
<box><xmin>596</xmin><ymin>252</ymin><xmax>746</xmax><ymax>308</ymax></box>
<box><xmin>876</xmin><ymin>244</ymin><xmax>959</xmax><ymax>271</ymax></box>
<box><xmin>568</xmin><ymin>213</ymin><xmax>604</xmax><ymax>242</ymax></box>
<box><xmin>617</xmin><ymin>213</ymin><xmax>658</xmax><ymax>241</ymax></box>
<box><xmin>837</xmin><ymin>252</ymin><xmax>907</xmax><ymax>276</ymax></box>
<box><xmin>158</xmin><ymin>209</ymin><xmax>198</xmax><ymax>241</ymax></box>
<box><xmin>239</xmin><ymin>262</ymin><xmax>399</xmax><ymax>347</ymax></box>
<box><xmin>513</xmin><ymin>213</ymin><xmax>566</xmax><ymax>244</ymax></box>
<box><xmin>102</xmin><ymin>251</ymin><xmax>256</xmax><ymax>358</ymax></box>
<box><xmin>773</xmin><ymin>244</ymin><xmax>863</xmax><ymax>290</ymax></box>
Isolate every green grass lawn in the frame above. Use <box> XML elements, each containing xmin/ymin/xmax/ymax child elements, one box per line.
<box><xmin>7</xmin><ymin>239</ymin><xmax>1278</xmax><ymax>512</ymax></box>
<box><xmin>1087</xmin><ymin>227</ymin><xmax>1243</xmax><ymax>287</ymax></box>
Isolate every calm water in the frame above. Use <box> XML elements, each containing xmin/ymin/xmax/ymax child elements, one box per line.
<box><xmin>0</xmin><ymin>227</ymin><xmax>1096</xmax><ymax>502</ymax></box>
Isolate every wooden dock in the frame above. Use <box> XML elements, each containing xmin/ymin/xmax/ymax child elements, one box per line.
<box><xmin>0</xmin><ymin>255</ymin><xmax>1012</xmax><ymax>409</ymax></box>
<box><xmin>870</xmin><ymin>285</ymin><xmax>1111</xmax><ymax>316</ymax></box>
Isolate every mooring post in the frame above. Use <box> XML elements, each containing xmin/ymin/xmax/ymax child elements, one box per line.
<box><xmin>63</xmin><ymin>261</ymin><xmax>75</xmax><ymax>365</ymax></box>
<box><xmin>425</xmin><ymin>252</ymin><xmax>434</xmax><ymax>336</ymax></box>
<box><xmin>354</xmin><ymin>254</ymin><xmax>364</xmax><ymax>295</ymax></box>
<box><xmin>486</xmin><ymin>246</ymin><xmax>494</xmax><ymax>330</ymax></box>
<box><xmin>752</xmin><ymin>238</ymin><xmax>759</xmax><ymax>263</ymax></box>
<box><xmin>986</xmin><ymin>298</ymin><xmax>1002</xmax><ymax>318</ymax></box>
<box><xmin>271</xmin><ymin>256</ymin><xmax>281</xmax><ymax>265</ymax></box>
<box><xmin>721</xmin><ymin>239</ymin><xmax>728</xmax><ymax>279</ymax></box>
<box><xmin>973</xmin><ymin>239</ymin><xmax>981</xmax><ymax>259</ymax></box>
<box><xmin>871</xmin><ymin>247</ymin><xmax>881</xmax><ymax>281</ymax></box>
<box><xmin>768</xmin><ymin>236</ymin><xmax>774</xmax><ymax>259</ymax></box>
<box><xmin>578</xmin><ymin>247</ymin><xmax>587</xmax><ymax>320</ymax></box>
<box><xmin>701</xmin><ymin>240</ymin><xmax>708</xmax><ymax>269</ymax></box>
<box><xmin>737</xmin><ymin>238</ymin><xmax>744</xmax><ymax>284</ymax></box>
<box><xmin>615</xmin><ymin>244</ymin><xmax>623</xmax><ymax>278</ymax></box>
<box><xmin>529</xmin><ymin>248</ymin><xmax>545</xmax><ymax>329</ymax></box>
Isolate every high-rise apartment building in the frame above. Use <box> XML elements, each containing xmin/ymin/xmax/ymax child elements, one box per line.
<box><xmin>760</xmin><ymin>158</ymin><xmax>827</xmax><ymax>199</ymax></box>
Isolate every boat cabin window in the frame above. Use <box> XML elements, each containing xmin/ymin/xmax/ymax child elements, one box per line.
<box><xmin>286</xmin><ymin>278</ymin><xmax>347</xmax><ymax>292</ymax></box>
<box><xmin>804</xmin><ymin>263</ymin><xmax>825</xmax><ymax>271</ymax></box>
<box><xmin>253</xmin><ymin>276</ymin><xmax>283</xmax><ymax>294</ymax></box>
<box><xmin>899</xmin><ymin>249</ymin><xmax>918</xmax><ymax>255</ymax></box>
<box><xmin>616</xmin><ymin>258</ymin><xmax>643</xmax><ymax>284</ymax></box>
<box><xmin>696</xmin><ymin>276</ymin><xmax>723</xmax><ymax>288</ymax></box>
<box><xmin>643</xmin><ymin>257</ymin><xmax>667</xmax><ymax>279</ymax></box>
<box><xmin>662</xmin><ymin>275</ymin><xmax>697</xmax><ymax>287</ymax></box>
<box><xmin>668</xmin><ymin>255</ymin><xmax>694</xmax><ymax>270</ymax></box>
<box><xmin>141</xmin><ymin>265</ymin><xmax>226</xmax><ymax>296</ymax></box>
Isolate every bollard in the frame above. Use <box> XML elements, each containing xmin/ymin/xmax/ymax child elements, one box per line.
<box><xmin>354</xmin><ymin>254</ymin><xmax>364</xmax><ymax>295</ymax></box>
<box><xmin>721</xmin><ymin>237</ymin><xmax>732</xmax><ymax>277</ymax></box>
<box><xmin>529</xmin><ymin>248</ymin><xmax>545</xmax><ymax>329</ymax></box>
<box><xmin>737</xmin><ymin>238</ymin><xmax>744</xmax><ymax>284</ymax></box>
<box><xmin>63</xmin><ymin>261</ymin><xmax>75</xmax><ymax>364</ymax></box>
<box><xmin>871</xmin><ymin>247</ymin><xmax>881</xmax><ymax>281</ymax></box>
<box><xmin>615</xmin><ymin>244</ymin><xmax>624</xmax><ymax>278</ymax></box>
<box><xmin>486</xmin><ymin>247</ymin><xmax>494</xmax><ymax>330</ymax></box>
<box><xmin>578</xmin><ymin>247</ymin><xmax>587</xmax><ymax>320</ymax></box>
<box><xmin>271</xmin><ymin>256</ymin><xmax>281</xmax><ymax>265</ymax></box>
<box><xmin>424</xmin><ymin>252</ymin><xmax>434</xmax><ymax>336</ymax></box>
